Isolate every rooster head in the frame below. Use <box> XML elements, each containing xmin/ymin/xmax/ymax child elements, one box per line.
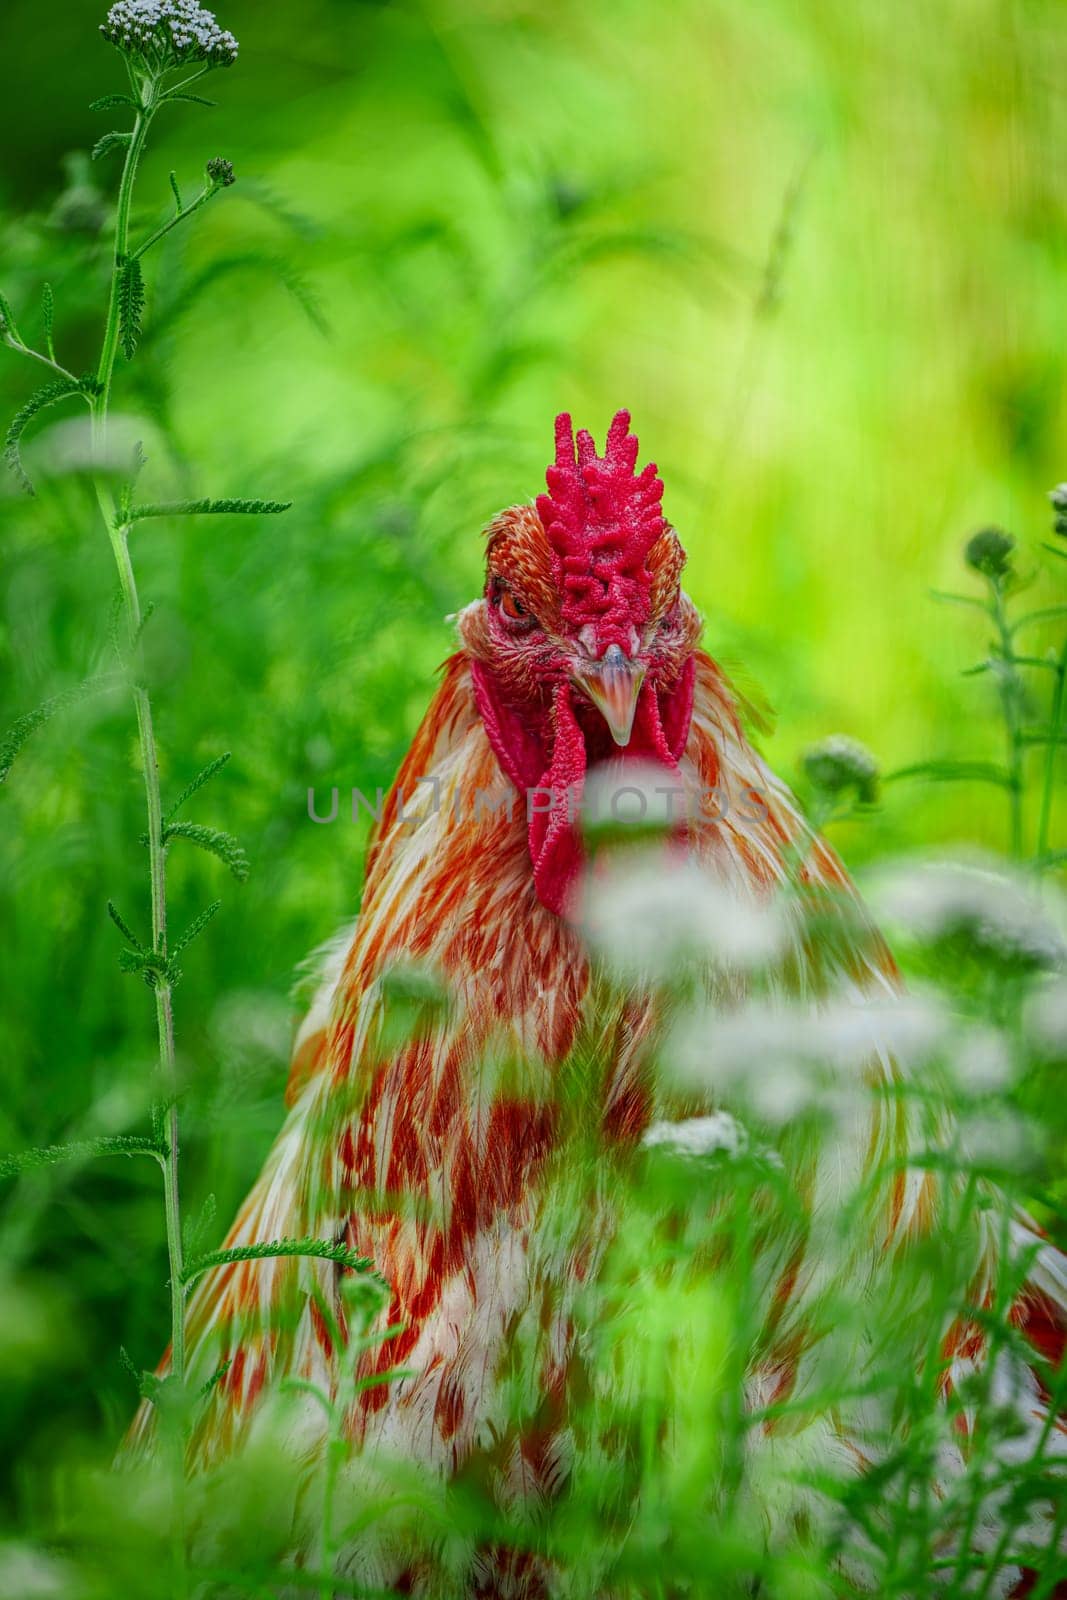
<box><xmin>460</xmin><ymin>409</ymin><xmax>701</xmax><ymax>917</ymax></box>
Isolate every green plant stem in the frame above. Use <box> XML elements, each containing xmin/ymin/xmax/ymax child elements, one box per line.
<box><xmin>990</xmin><ymin>579</ymin><xmax>1024</xmax><ymax>857</ymax></box>
<box><xmin>1</xmin><ymin>331</ymin><xmax>78</xmax><ymax>383</ymax></box>
<box><xmin>1036</xmin><ymin>636</ymin><xmax>1067</xmax><ymax>864</ymax></box>
<box><xmin>88</xmin><ymin>83</ymin><xmax>189</xmax><ymax>1597</ymax></box>
<box><xmin>95</xmin><ymin>90</ymin><xmax>154</xmax><ymax>429</ymax></box>
<box><xmin>90</xmin><ymin>72</ymin><xmax>188</xmax><ymax>1391</ymax></box>
<box><xmin>132</xmin><ymin>181</ymin><xmax>222</xmax><ymax>260</ymax></box>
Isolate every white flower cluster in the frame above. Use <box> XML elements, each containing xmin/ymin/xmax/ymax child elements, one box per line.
<box><xmin>642</xmin><ymin>1112</ymin><xmax>750</xmax><ymax>1160</ymax></box>
<box><xmin>869</xmin><ymin>854</ymin><xmax>1067</xmax><ymax>972</ymax></box>
<box><xmin>581</xmin><ymin>857</ymin><xmax>789</xmax><ymax>983</ymax></box>
<box><xmin>101</xmin><ymin>0</ymin><xmax>238</xmax><ymax>67</ymax></box>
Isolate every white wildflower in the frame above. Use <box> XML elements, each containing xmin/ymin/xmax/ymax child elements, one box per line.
<box><xmin>668</xmin><ymin>989</ymin><xmax>950</xmax><ymax>1125</ymax></box>
<box><xmin>582</xmin><ymin>857</ymin><xmax>788</xmax><ymax>982</ymax></box>
<box><xmin>581</xmin><ymin>759</ymin><xmax>691</xmax><ymax>837</ymax></box>
<box><xmin>951</xmin><ymin>1023</ymin><xmax>1014</xmax><ymax>1094</ymax></box>
<box><xmin>1025</xmin><ymin>977</ymin><xmax>1067</xmax><ymax>1058</ymax></box>
<box><xmin>101</xmin><ymin>0</ymin><xmax>238</xmax><ymax>67</ymax></box>
<box><xmin>0</xmin><ymin>1545</ymin><xmax>77</xmax><ymax>1600</ymax></box>
<box><xmin>868</xmin><ymin>854</ymin><xmax>1067</xmax><ymax>971</ymax></box>
<box><xmin>959</xmin><ymin>1109</ymin><xmax>1035</xmax><ymax>1173</ymax></box>
<box><xmin>641</xmin><ymin>1112</ymin><xmax>749</xmax><ymax>1159</ymax></box>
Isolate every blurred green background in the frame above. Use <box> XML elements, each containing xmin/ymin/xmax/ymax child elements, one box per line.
<box><xmin>1</xmin><ymin>0</ymin><xmax>1065</xmax><ymax>1521</ymax></box>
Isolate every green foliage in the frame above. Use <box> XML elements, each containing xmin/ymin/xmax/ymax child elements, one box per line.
<box><xmin>162</xmin><ymin>820</ymin><xmax>249</xmax><ymax>881</ymax></box>
<box><xmin>164</xmin><ymin>751</ymin><xmax>232</xmax><ymax>822</ymax></box>
<box><xmin>179</xmin><ymin>1236</ymin><xmax>375</xmax><ymax>1290</ymax></box>
<box><xmin>127</xmin><ymin>497</ymin><xmax>292</xmax><ymax>522</ymax></box>
<box><xmin>39</xmin><ymin>282</ymin><xmax>54</xmax><ymax>361</ymax></box>
<box><xmin>117</xmin><ymin>256</ymin><xmax>144</xmax><ymax>360</ymax></box>
<box><xmin>171</xmin><ymin>899</ymin><xmax>221</xmax><ymax>962</ymax></box>
<box><xmin>0</xmin><ymin>671</ymin><xmax>121</xmax><ymax>782</ymax></box>
<box><xmin>89</xmin><ymin>92</ymin><xmax>137</xmax><ymax>112</ymax></box>
<box><xmin>3</xmin><ymin>373</ymin><xmax>99</xmax><ymax>494</ymax></box>
<box><xmin>0</xmin><ymin>1134</ymin><xmax>166</xmax><ymax>1180</ymax></box>
<box><xmin>90</xmin><ymin>129</ymin><xmax>132</xmax><ymax>162</ymax></box>
<box><xmin>0</xmin><ymin>289</ymin><xmax>22</xmax><ymax>342</ymax></box>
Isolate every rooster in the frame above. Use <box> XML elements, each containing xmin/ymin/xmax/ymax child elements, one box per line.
<box><xmin>131</xmin><ymin>410</ymin><xmax>1067</xmax><ymax>1595</ymax></box>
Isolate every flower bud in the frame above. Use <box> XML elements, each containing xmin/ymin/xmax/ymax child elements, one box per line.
<box><xmin>206</xmin><ymin>156</ymin><xmax>235</xmax><ymax>188</ymax></box>
<box><xmin>964</xmin><ymin>525</ymin><xmax>1015</xmax><ymax>580</ymax></box>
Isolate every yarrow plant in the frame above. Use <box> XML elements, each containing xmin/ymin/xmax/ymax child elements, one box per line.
<box><xmin>100</xmin><ymin>0</ymin><xmax>239</xmax><ymax>69</ymax></box>
<box><xmin>0</xmin><ymin>8</ymin><xmax>375</xmax><ymax>1590</ymax></box>
<box><xmin>889</xmin><ymin>500</ymin><xmax>1067</xmax><ymax>864</ymax></box>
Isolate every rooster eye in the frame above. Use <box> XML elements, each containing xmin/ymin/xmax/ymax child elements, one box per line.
<box><xmin>495</xmin><ymin>585</ymin><xmax>537</xmax><ymax>628</ymax></box>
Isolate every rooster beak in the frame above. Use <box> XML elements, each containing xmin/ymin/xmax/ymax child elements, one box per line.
<box><xmin>570</xmin><ymin>644</ymin><xmax>646</xmax><ymax>747</ymax></box>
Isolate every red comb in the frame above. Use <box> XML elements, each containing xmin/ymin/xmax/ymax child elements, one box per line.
<box><xmin>535</xmin><ymin>409</ymin><xmax>665</xmax><ymax>649</ymax></box>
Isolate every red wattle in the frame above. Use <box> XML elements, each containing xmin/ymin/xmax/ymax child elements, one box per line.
<box><xmin>471</xmin><ymin>658</ymin><xmax>697</xmax><ymax>918</ymax></box>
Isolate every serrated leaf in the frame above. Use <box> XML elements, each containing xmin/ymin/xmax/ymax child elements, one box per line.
<box><xmin>166</xmin><ymin>92</ymin><xmax>218</xmax><ymax>108</ymax></box>
<box><xmin>118</xmin><ymin>257</ymin><xmax>145</xmax><ymax>361</ymax></box>
<box><xmin>197</xmin><ymin>1359</ymin><xmax>232</xmax><ymax>1402</ymax></box>
<box><xmin>90</xmin><ymin>93</ymin><xmax>136</xmax><ymax>112</ymax></box>
<box><xmin>163</xmin><ymin>820</ymin><xmax>249</xmax><ymax>881</ymax></box>
<box><xmin>180</xmin><ymin>1236</ymin><xmax>378</xmax><ymax>1291</ymax></box>
<box><xmin>169</xmin><ymin>171</ymin><xmax>183</xmax><ymax>213</ymax></box>
<box><xmin>0</xmin><ymin>1134</ymin><xmax>166</xmax><ymax>1181</ymax></box>
<box><xmin>41</xmin><ymin>283</ymin><xmax>54</xmax><ymax>361</ymax></box>
<box><xmin>172</xmin><ymin>900</ymin><xmax>221</xmax><ymax>957</ymax></box>
<box><xmin>119</xmin><ymin>1346</ymin><xmax>140</xmax><ymax>1385</ymax></box>
<box><xmin>0</xmin><ymin>288</ymin><xmax>23</xmax><ymax>343</ymax></box>
<box><xmin>92</xmin><ymin>130</ymin><xmax>132</xmax><ymax>162</ymax></box>
<box><xmin>0</xmin><ymin>671</ymin><xmax>121</xmax><ymax>782</ymax></box>
<box><xmin>4</xmin><ymin>374</ymin><xmax>99</xmax><ymax>495</ymax></box>
<box><xmin>118</xmin><ymin>946</ymin><xmax>178</xmax><ymax>989</ymax></box>
<box><xmin>128</xmin><ymin>497</ymin><xmax>292</xmax><ymax>522</ymax></box>
<box><xmin>107</xmin><ymin>898</ymin><xmax>142</xmax><ymax>949</ymax></box>
<box><xmin>165</xmin><ymin>752</ymin><xmax>231</xmax><ymax>823</ymax></box>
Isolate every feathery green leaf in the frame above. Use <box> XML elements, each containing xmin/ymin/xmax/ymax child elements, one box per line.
<box><xmin>180</xmin><ymin>1236</ymin><xmax>378</xmax><ymax>1290</ymax></box>
<box><xmin>163</xmin><ymin>821</ymin><xmax>249</xmax><ymax>881</ymax></box>
<box><xmin>0</xmin><ymin>288</ymin><xmax>23</xmax><ymax>343</ymax></box>
<box><xmin>172</xmin><ymin>900</ymin><xmax>221</xmax><ymax>957</ymax></box>
<box><xmin>90</xmin><ymin>93</ymin><xmax>136</xmax><ymax>112</ymax></box>
<box><xmin>169</xmin><ymin>171</ymin><xmax>183</xmax><ymax>213</ymax></box>
<box><xmin>0</xmin><ymin>1134</ymin><xmax>166</xmax><ymax>1182</ymax></box>
<box><xmin>41</xmin><ymin>283</ymin><xmax>55</xmax><ymax>361</ymax></box>
<box><xmin>107</xmin><ymin>899</ymin><xmax>143</xmax><ymax>949</ymax></box>
<box><xmin>0</xmin><ymin>671</ymin><xmax>121</xmax><ymax>782</ymax></box>
<box><xmin>197</xmin><ymin>1359</ymin><xmax>233</xmax><ymax>1402</ymax></box>
<box><xmin>118</xmin><ymin>257</ymin><xmax>145</xmax><ymax>361</ymax></box>
<box><xmin>165</xmin><ymin>752</ymin><xmax>231</xmax><ymax>823</ymax></box>
<box><xmin>4</xmin><ymin>375</ymin><xmax>99</xmax><ymax>495</ymax></box>
<box><xmin>128</xmin><ymin>497</ymin><xmax>292</xmax><ymax>521</ymax></box>
<box><xmin>91</xmin><ymin>130</ymin><xmax>133</xmax><ymax>162</ymax></box>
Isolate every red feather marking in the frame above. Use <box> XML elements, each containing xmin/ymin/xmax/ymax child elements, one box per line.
<box><xmin>1011</xmin><ymin>1289</ymin><xmax>1067</xmax><ymax>1388</ymax></box>
<box><xmin>434</xmin><ymin>1371</ymin><xmax>467</xmax><ymax>1442</ymax></box>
